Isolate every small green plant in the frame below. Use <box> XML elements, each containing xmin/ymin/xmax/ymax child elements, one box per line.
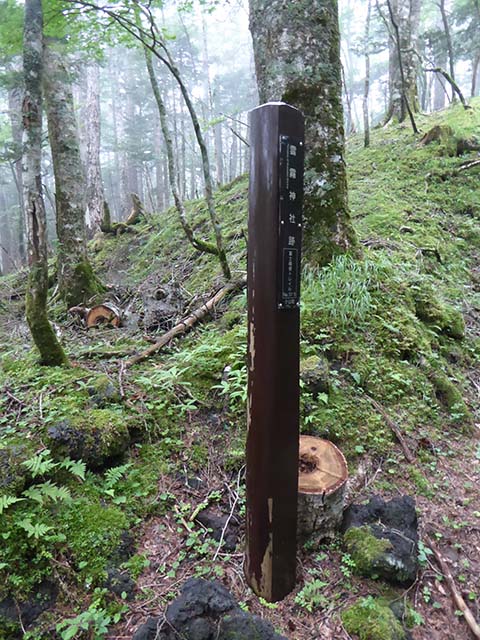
<box><xmin>56</xmin><ymin>603</ymin><xmax>118</xmax><ymax>639</ymax></box>
<box><xmin>340</xmin><ymin>552</ymin><xmax>356</xmax><ymax>578</ymax></box>
<box><xmin>294</xmin><ymin>579</ymin><xmax>328</xmax><ymax>612</ymax></box>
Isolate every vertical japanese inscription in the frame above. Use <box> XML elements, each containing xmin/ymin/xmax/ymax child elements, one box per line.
<box><xmin>277</xmin><ymin>135</ymin><xmax>304</xmax><ymax>310</ymax></box>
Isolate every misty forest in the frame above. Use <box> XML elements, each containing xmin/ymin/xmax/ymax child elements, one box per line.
<box><xmin>0</xmin><ymin>0</ymin><xmax>480</xmax><ymax>638</ymax></box>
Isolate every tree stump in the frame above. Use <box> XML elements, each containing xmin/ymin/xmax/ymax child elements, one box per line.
<box><xmin>297</xmin><ymin>436</ymin><xmax>348</xmax><ymax>541</ymax></box>
<box><xmin>86</xmin><ymin>303</ymin><xmax>122</xmax><ymax>328</ymax></box>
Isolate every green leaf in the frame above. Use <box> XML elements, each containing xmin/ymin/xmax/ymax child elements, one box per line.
<box><xmin>60</xmin><ymin>458</ymin><xmax>86</xmax><ymax>481</ymax></box>
<box><xmin>0</xmin><ymin>495</ymin><xmax>23</xmax><ymax>514</ymax></box>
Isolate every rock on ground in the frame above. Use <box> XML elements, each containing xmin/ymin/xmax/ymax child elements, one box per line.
<box><xmin>342</xmin><ymin>495</ymin><xmax>419</xmax><ymax>586</ymax></box>
<box><xmin>132</xmin><ymin>578</ymin><xmax>288</xmax><ymax>640</ymax></box>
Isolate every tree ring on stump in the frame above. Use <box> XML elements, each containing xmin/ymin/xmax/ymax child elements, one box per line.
<box><xmin>86</xmin><ymin>303</ymin><xmax>122</xmax><ymax>328</ymax></box>
<box><xmin>297</xmin><ymin>436</ymin><xmax>348</xmax><ymax>540</ymax></box>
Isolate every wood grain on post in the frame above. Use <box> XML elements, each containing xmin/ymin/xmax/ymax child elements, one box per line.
<box><xmin>245</xmin><ymin>102</ymin><xmax>304</xmax><ymax>602</ymax></box>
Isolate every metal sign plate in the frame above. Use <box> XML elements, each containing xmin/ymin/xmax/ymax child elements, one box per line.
<box><xmin>277</xmin><ymin>135</ymin><xmax>304</xmax><ymax>310</ymax></box>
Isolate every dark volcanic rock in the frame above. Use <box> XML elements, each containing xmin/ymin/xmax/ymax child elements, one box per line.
<box><xmin>0</xmin><ymin>580</ymin><xmax>58</xmax><ymax>632</ymax></box>
<box><xmin>195</xmin><ymin>509</ymin><xmax>238</xmax><ymax>552</ymax></box>
<box><xmin>105</xmin><ymin>568</ymin><xmax>136</xmax><ymax>600</ymax></box>
<box><xmin>342</xmin><ymin>495</ymin><xmax>419</xmax><ymax>586</ymax></box>
<box><xmin>132</xmin><ymin>578</ymin><xmax>288</xmax><ymax>640</ymax></box>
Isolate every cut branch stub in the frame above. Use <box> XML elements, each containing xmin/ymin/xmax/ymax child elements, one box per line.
<box><xmin>297</xmin><ymin>436</ymin><xmax>348</xmax><ymax>541</ymax></box>
<box><xmin>86</xmin><ymin>303</ymin><xmax>122</xmax><ymax>328</ymax></box>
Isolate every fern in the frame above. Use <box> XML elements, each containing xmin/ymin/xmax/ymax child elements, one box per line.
<box><xmin>23</xmin><ymin>481</ymin><xmax>71</xmax><ymax>504</ymax></box>
<box><xmin>22</xmin><ymin>449</ymin><xmax>58</xmax><ymax>477</ymax></box>
<box><xmin>60</xmin><ymin>458</ymin><xmax>86</xmax><ymax>481</ymax></box>
<box><xmin>16</xmin><ymin>518</ymin><xmax>53</xmax><ymax>539</ymax></box>
<box><xmin>104</xmin><ymin>463</ymin><xmax>133</xmax><ymax>489</ymax></box>
<box><xmin>0</xmin><ymin>495</ymin><xmax>24</xmax><ymax>514</ymax></box>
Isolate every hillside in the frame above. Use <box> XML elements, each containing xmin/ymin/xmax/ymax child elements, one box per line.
<box><xmin>0</xmin><ymin>100</ymin><xmax>479</xmax><ymax>640</ymax></box>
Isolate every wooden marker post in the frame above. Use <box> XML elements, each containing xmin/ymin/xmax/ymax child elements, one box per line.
<box><xmin>245</xmin><ymin>103</ymin><xmax>304</xmax><ymax>602</ymax></box>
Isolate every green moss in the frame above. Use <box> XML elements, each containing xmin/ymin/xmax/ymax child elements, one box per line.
<box><xmin>342</xmin><ymin>597</ymin><xmax>406</xmax><ymax>640</ymax></box>
<box><xmin>344</xmin><ymin>526</ymin><xmax>392</xmax><ymax>577</ymax></box>
<box><xmin>60</xmin><ymin>501</ymin><xmax>129</xmax><ymax>582</ymax></box>
<box><xmin>25</xmin><ymin>265</ymin><xmax>69</xmax><ymax>367</ymax></box>
<box><xmin>410</xmin><ymin>282</ymin><xmax>464</xmax><ymax>339</ymax></box>
<box><xmin>300</xmin><ymin>355</ymin><xmax>330</xmax><ymax>396</ymax></box>
<box><xmin>46</xmin><ymin>408</ymin><xmax>130</xmax><ymax>468</ymax></box>
<box><xmin>64</xmin><ymin>260</ymin><xmax>105</xmax><ymax>308</ymax></box>
<box><xmin>430</xmin><ymin>371</ymin><xmax>472</xmax><ymax>427</ymax></box>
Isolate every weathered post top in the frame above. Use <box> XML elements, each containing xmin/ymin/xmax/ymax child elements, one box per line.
<box><xmin>245</xmin><ymin>102</ymin><xmax>304</xmax><ymax>602</ymax></box>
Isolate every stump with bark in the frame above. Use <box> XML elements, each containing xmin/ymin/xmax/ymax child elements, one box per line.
<box><xmin>86</xmin><ymin>303</ymin><xmax>122</xmax><ymax>328</ymax></box>
<box><xmin>297</xmin><ymin>436</ymin><xmax>348</xmax><ymax>541</ymax></box>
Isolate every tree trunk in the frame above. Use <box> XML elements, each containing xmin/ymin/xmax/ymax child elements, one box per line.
<box><xmin>0</xmin><ymin>190</ymin><xmax>14</xmax><ymax>275</ymax></box>
<box><xmin>363</xmin><ymin>0</ymin><xmax>372</xmax><ymax>148</ymax></box>
<box><xmin>22</xmin><ymin>0</ymin><xmax>68</xmax><ymax>366</ymax></box>
<box><xmin>85</xmin><ymin>63</ymin><xmax>105</xmax><ymax>233</ymax></box>
<box><xmin>8</xmin><ymin>82</ymin><xmax>26</xmax><ymax>264</ymax></box>
<box><xmin>439</xmin><ymin>0</ymin><xmax>455</xmax><ymax>102</ymax></box>
<box><xmin>472</xmin><ymin>53</ymin><xmax>480</xmax><ymax>98</ymax></box>
<box><xmin>43</xmin><ymin>38</ymin><xmax>101</xmax><ymax>308</ymax></box>
<box><xmin>385</xmin><ymin>0</ymin><xmax>422</xmax><ymax>122</ymax></box>
<box><xmin>249</xmin><ymin>0</ymin><xmax>359</xmax><ymax>267</ymax></box>
<box><xmin>144</xmin><ymin>49</ymin><xmax>218</xmax><ymax>257</ymax></box>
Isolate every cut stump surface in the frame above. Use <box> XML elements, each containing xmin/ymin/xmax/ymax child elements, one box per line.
<box><xmin>298</xmin><ymin>436</ymin><xmax>348</xmax><ymax>541</ymax></box>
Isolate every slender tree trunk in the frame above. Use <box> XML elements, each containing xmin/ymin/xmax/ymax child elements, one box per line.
<box><xmin>363</xmin><ymin>0</ymin><xmax>372</xmax><ymax>148</ymax></box>
<box><xmin>433</xmin><ymin>46</ymin><xmax>448</xmax><ymax>110</ymax></box>
<box><xmin>155</xmin><ymin>128</ymin><xmax>165</xmax><ymax>211</ymax></box>
<box><xmin>22</xmin><ymin>0</ymin><xmax>68</xmax><ymax>366</ymax></box>
<box><xmin>0</xmin><ymin>191</ymin><xmax>14</xmax><ymax>274</ymax></box>
<box><xmin>144</xmin><ymin>49</ymin><xmax>219</xmax><ymax>256</ymax></box>
<box><xmin>439</xmin><ymin>0</ymin><xmax>455</xmax><ymax>102</ymax></box>
<box><xmin>385</xmin><ymin>0</ymin><xmax>422</xmax><ymax>123</ymax></box>
<box><xmin>385</xmin><ymin>0</ymin><xmax>420</xmax><ymax>131</ymax></box>
<box><xmin>472</xmin><ymin>53</ymin><xmax>480</xmax><ymax>98</ymax></box>
<box><xmin>85</xmin><ymin>63</ymin><xmax>105</xmax><ymax>233</ymax></box>
<box><xmin>8</xmin><ymin>83</ymin><xmax>26</xmax><ymax>263</ymax></box>
<box><xmin>43</xmin><ymin>38</ymin><xmax>101</xmax><ymax>308</ymax></box>
<box><xmin>110</xmin><ymin>55</ymin><xmax>122</xmax><ymax>219</ymax></box>
<box><xmin>249</xmin><ymin>0</ymin><xmax>359</xmax><ymax>266</ymax></box>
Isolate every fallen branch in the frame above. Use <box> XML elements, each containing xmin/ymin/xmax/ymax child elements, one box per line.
<box><xmin>425</xmin><ymin>536</ymin><xmax>480</xmax><ymax>639</ymax></box>
<box><xmin>365</xmin><ymin>394</ymin><xmax>415</xmax><ymax>463</ymax></box>
<box><xmin>424</xmin><ymin>67</ymin><xmax>470</xmax><ymax>110</ymax></box>
<box><xmin>125</xmin><ymin>278</ymin><xmax>246</xmax><ymax>368</ymax></box>
<box><xmin>458</xmin><ymin>159</ymin><xmax>480</xmax><ymax>173</ymax></box>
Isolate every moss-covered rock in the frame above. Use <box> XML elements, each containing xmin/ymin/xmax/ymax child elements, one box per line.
<box><xmin>342</xmin><ymin>597</ymin><xmax>406</xmax><ymax>640</ymax></box>
<box><xmin>0</xmin><ymin>444</ymin><xmax>34</xmax><ymax>496</ymax></box>
<box><xmin>87</xmin><ymin>374</ymin><xmax>121</xmax><ymax>407</ymax></box>
<box><xmin>300</xmin><ymin>355</ymin><xmax>330</xmax><ymax>396</ymax></box>
<box><xmin>342</xmin><ymin>496</ymin><xmax>419</xmax><ymax>585</ymax></box>
<box><xmin>46</xmin><ymin>408</ymin><xmax>130</xmax><ymax>468</ymax></box>
<box><xmin>344</xmin><ymin>525</ymin><xmax>392</xmax><ymax>577</ymax></box>
<box><xmin>430</xmin><ymin>371</ymin><xmax>472</xmax><ymax>427</ymax></box>
<box><xmin>411</xmin><ymin>282</ymin><xmax>464</xmax><ymax>339</ymax></box>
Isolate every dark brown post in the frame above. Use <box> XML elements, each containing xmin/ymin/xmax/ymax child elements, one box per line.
<box><xmin>245</xmin><ymin>102</ymin><xmax>304</xmax><ymax>602</ymax></box>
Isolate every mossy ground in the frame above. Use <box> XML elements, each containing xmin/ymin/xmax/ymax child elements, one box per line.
<box><xmin>0</xmin><ymin>102</ymin><xmax>479</xmax><ymax>638</ymax></box>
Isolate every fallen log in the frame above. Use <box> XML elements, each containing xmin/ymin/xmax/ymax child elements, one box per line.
<box><xmin>125</xmin><ymin>278</ymin><xmax>246</xmax><ymax>368</ymax></box>
<box><xmin>426</xmin><ymin>536</ymin><xmax>480</xmax><ymax>640</ymax></box>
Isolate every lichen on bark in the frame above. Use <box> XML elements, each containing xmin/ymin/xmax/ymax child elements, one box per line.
<box><xmin>249</xmin><ymin>0</ymin><xmax>359</xmax><ymax>266</ymax></box>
